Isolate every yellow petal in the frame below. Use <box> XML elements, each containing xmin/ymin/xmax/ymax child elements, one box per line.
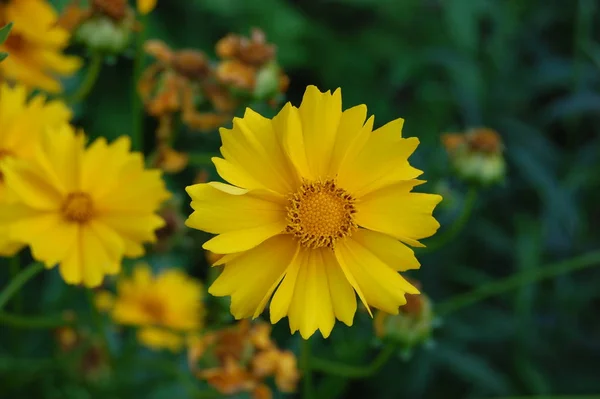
<box><xmin>87</xmin><ymin>220</ymin><xmax>125</xmax><ymax>275</ymax></box>
<box><xmin>355</xmin><ymin>181</ymin><xmax>442</xmax><ymax>246</ymax></box>
<box><xmin>208</xmin><ymin>235</ymin><xmax>298</xmax><ymax>319</ymax></box>
<box><xmin>0</xmin><ymin>202</ymin><xmax>34</xmax><ymax>256</ymax></box>
<box><xmin>79</xmin><ymin>226</ymin><xmax>115</xmax><ymax>287</ymax></box>
<box><xmin>98</xmin><ymin>214</ymin><xmax>164</xmax><ymax>257</ymax></box>
<box><xmin>326</xmin><ymin>104</ymin><xmax>368</xmax><ymax>177</ymax></box>
<box><xmin>217</xmin><ymin>108</ymin><xmax>299</xmax><ymax>194</ymax></box>
<box><xmin>297</xmin><ymin>86</ymin><xmax>342</xmax><ymax>177</ymax></box>
<box><xmin>337</xmin><ymin>120</ymin><xmax>423</xmax><ymax>196</ymax></box>
<box><xmin>351</xmin><ymin>229</ymin><xmax>420</xmax><ymax>271</ymax></box>
<box><xmin>269</xmin><ymin>248</ymin><xmax>302</xmax><ymax>324</ymax></box>
<box><xmin>203</xmin><ymin>222</ymin><xmax>286</xmax><ymax>254</ymax></box>
<box><xmin>186</xmin><ymin>183</ymin><xmax>286</xmax><ymax>252</ymax></box>
<box><xmin>324</xmin><ymin>257</ymin><xmax>356</xmax><ymax>326</ymax></box>
<box><xmin>58</xmin><ymin>225</ymin><xmax>83</xmax><ymax>285</ymax></box>
<box><xmin>276</xmin><ymin>103</ymin><xmax>313</xmax><ymax>181</ymax></box>
<box><xmin>335</xmin><ymin>238</ymin><xmax>419</xmax><ymax>314</ymax></box>
<box><xmin>27</xmin><ymin>218</ymin><xmax>77</xmax><ymax>268</ymax></box>
<box><xmin>282</xmin><ymin>248</ymin><xmax>339</xmax><ymax>339</ymax></box>
<box><xmin>2</xmin><ymin>158</ymin><xmax>63</xmax><ymax>210</ymax></box>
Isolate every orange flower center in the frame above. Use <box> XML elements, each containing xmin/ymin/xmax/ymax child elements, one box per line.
<box><xmin>285</xmin><ymin>180</ymin><xmax>357</xmax><ymax>249</ymax></box>
<box><xmin>62</xmin><ymin>192</ymin><xmax>95</xmax><ymax>223</ymax></box>
<box><xmin>141</xmin><ymin>297</ymin><xmax>166</xmax><ymax>323</ymax></box>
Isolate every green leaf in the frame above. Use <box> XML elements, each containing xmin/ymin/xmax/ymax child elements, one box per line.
<box><xmin>0</xmin><ymin>22</ymin><xmax>13</xmax><ymax>45</ymax></box>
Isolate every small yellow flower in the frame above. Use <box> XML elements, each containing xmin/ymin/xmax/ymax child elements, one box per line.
<box><xmin>109</xmin><ymin>263</ymin><xmax>203</xmax><ymax>352</ymax></box>
<box><xmin>0</xmin><ymin>125</ymin><xmax>170</xmax><ymax>286</ymax></box>
<box><xmin>186</xmin><ymin>86</ymin><xmax>442</xmax><ymax>339</ymax></box>
<box><xmin>0</xmin><ymin>83</ymin><xmax>72</xmax><ymax>255</ymax></box>
<box><xmin>137</xmin><ymin>0</ymin><xmax>157</xmax><ymax>15</ymax></box>
<box><xmin>0</xmin><ymin>0</ymin><xmax>81</xmax><ymax>93</ymax></box>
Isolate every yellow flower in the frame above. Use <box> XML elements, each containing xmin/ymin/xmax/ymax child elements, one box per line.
<box><xmin>137</xmin><ymin>0</ymin><xmax>157</xmax><ymax>15</ymax></box>
<box><xmin>0</xmin><ymin>125</ymin><xmax>170</xmax><ymax>286</ymax></box>
<box><xmin>110</xmin><ymin>263</ymin><xmax>203</xmax><ymax>351</ymax></box>
<box><xmin>186</xmin><ymin>86</ymin><xmax>442</xmax><ymax>339</ymax></box>
<box><xmin>0</xmin><ymin>0</ymin><xmax>81</xmax><ymax>93</ymax></box>
<box><xmin>0</xmin><ymin>83</ymin><xmax>72</xmax><ymax>255</ymax></box>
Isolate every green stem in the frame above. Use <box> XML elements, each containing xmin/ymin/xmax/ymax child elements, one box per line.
<box><xmin>310</xmin><ymin>343</ymin><xmax>396</xmax><ymax>378</ymax></box>
<box><xmin>8</xmin><ymin>256</ymin><xmax>21</xmax><ymax>313</ymax></box>
<box><xmin>86</xmin><ymin>290</ymin><xmax>113</xmax><ymax>361</ymax></box>
<box><xmin>437</xmin><ymin>249</ymin><xmax>600</xmax><ymax>316</ymax></box>
<box><xmin>302</xmin><ymin>338</ymin><xmax>313</xmax><ymax>399</ymax></box>
<box><xmin>67</xmin><ymin>53</ymin><xmax>103</xmax><ymax>104</ymax></box>
<box><xmin>188</xmin><ymin>153</ymin><xmax>215</xmax><ymax>168</ymax></box>
<box><xmin>0</xmin><ymin>311</ymin><xmax>73</xmax><ymax>328</ymax></box>
<box><xmin>421</xmin><ymin>187</ymin><xmax>477</xmax><ymax>253</ymax></box>
<box><xmin>0</xmin><ymin>262</ymin><xmax>44</xmax><ymax>311</ymax></box>
<box><xmin>131</xmin><ymin>15</ymin><xmax>148</xmax><ymax>152</ymax></box>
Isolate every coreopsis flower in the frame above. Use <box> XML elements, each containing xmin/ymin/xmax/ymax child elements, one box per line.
<box><xmin>100</xmin><ymin>263</ymin><xmax>204</xmax><ymax>352</ymax></box>
<box><xmin>0</xmin><ymin>83</ymin><xmax>72</xmax><ymax>255</ymax></box>
<box><xmin>186</xmin><ymin>86</ymin><xmax>442</xmax><ymax>339</ymax></box>
<box><xmin>0</xmin><ymin>125</ymin><xmax>170</xmax><ymax>286</ymax></box>
<box><xmin>0</xmin><ymin>83</ymin><xmax>71</xmax><ymax>200</ymax></box>
<box><xmin>442</xmin><ymin>127</ymin><xmax>506</xmax><ymax>185</ymax></box>
<box><xmin>137</xmin><ymin>0</ymin><xmax>157</xmax><ymax>15</ymax></box>
<box><xmin>0</xmin><ymin>0</ymin><xmax>81</xmax><ymax>93</ymax></box>
<box><xmin>188</xmin><ymin>320</ymin><xmax>299</xmax><ymax>397</ymax></box>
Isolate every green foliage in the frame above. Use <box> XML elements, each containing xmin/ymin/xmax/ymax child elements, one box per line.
<box><xmin>2</xmin><ymin>0</ymin><xmax>600</xmax><ymax>398</ymax></box>
<box><xmin>0</xmin><ymin>22</ymin><xmax>13</xmax><ymax>62</ymax></box>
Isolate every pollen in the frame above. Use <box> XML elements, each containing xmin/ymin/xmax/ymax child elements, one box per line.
<box><xmin>62</xmin><ymin>192</ymin><xmax>95</xmax><ymax>223</ymax></box>
<box><xmin>285</xmin><ymin>180</ymin><xmax>357</xmax><ymax>249</ymax></box>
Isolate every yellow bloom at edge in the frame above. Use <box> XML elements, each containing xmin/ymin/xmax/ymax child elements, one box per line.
<box><xmin>186</xmin><ymin>86</ymin><xmax>443</xmax><ymax>339</ymax></box>
<box><xmin>0</xmin><ymin>0</ymin><xmax>81</xmax><ymax>93</ymax></box>
<box><xmin>0</xmin><ymin>82</ymin><xmax>72</xmax><ymax>255</ymax></box>
<box><xmin>110</xmin><ymin>263</ymin><xmax>204</xmax><ymax>352</ymax></box>
<box><xmin>137</xmin><ymin>0</ymin><xmax>158</xmax><ymax>15</ymax></box>
<box><xmin>0</xmin><ymin>125</ymin><xmax>171</xmax><ymax>287</ymax></box>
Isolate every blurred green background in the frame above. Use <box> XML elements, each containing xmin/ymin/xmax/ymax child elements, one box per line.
<box><xmin>2</xmin><ymin>0</ymin><xmax>600</xmax><ymax>398</ymax></box>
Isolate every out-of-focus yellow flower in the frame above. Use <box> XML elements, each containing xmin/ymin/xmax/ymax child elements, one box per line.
<box><xmin>0</xmin><ymin>0</ymin><xmax>81</xmax><ymax>93</ymax></box>
<box><xmin>0</xmin><ymin>83</ymin><xmax>71</xmax><ymax>255</ymax></box>
<box><xmin>189</xmin><ymin>320</ymin><xmax>300</xmax><ymax>396</ymax></box>
<box><xmin>186</xmin><ymin>86</ymin><xmax>442</xmax><ymax>339</ymax></box>
<box><xmin>0</xmin><ymin>83</ymin><xmax>71</xmax><ymax>201</ymax></box>
<box><xmin>442</xmin><ymin>127</ymin><xmax>506</xmax><ymax>186</ymax></box>
<box><xmin>0</xmin><ymin>125</ymin><xmax>170</xmax><ymax>286</ymax></box>
<box><xmin>106</xmin><ymin>263</ymin><xmax>203</xmax><ymax>352</ymax></box>
<box><xmin>137</xmin><ymin>0</ymin><xmax>157</xmax><ymax>15</ymax></box>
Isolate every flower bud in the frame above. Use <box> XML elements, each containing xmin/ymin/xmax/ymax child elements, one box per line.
<box><xmin>374</xmin><ymin>293</ymin><xmax>434</xmax><ymax>351</ymax></box>
<box><xmin>442</xmin><ymin>128</ymin><xmax>506</xmax><ymax>186</ymax></box>
<box><xmin>75</xmin><ymin>14</ymin><xmax>133</xmax><ymax>54</ymax></box>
